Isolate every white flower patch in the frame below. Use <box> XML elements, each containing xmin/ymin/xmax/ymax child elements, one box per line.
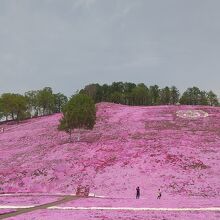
<box><xmin>176</xmin><ymin>110</ymin><xmax>209</xmax><ymax>119</ymax></box>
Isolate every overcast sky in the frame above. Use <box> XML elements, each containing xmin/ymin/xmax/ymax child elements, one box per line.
<box><xmin>0</xmin><ymin>0</ymin><xmax>220</xmax><ymax>96</ymax></box>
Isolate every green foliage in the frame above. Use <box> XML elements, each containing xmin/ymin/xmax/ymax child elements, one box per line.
<box><xmin>81</xmin><ymin>82</ymin><xmax>219</xmax><ymax>107</ymax></box>
<box><xmin>25</xmin><ymin>90</ymin><xmax>40</xmax><ymax>116</ymax></box>
<box><xmin>199</xmin><ymin>91</ymin><xmax>208</xmax><ymax>105</ymax></box>
<box><xmin>0</xmin><ymin>98</ymin><xmax>4</xmax><ymax>120</ymax></box>
<box><xmin>59</xmin><ymin>94</ymin><xmax>96</xmax><ymax>139</ymax></box>
<box><xmin>159</xmin><ymin>87</ymin><xmax>171</xmax><ymax>104</ymax></box>
<box><xmin>110</xmin><ymin>82</ymin><xmax>124</xmax><ymax>94</ymax></box>
<box><xmin>54</xmin><ymin>93</ymin><xmax>68</xmax><ymax>113</ymax></box>
<box><xmin>25</xmin><ymin>88</ymin><xmax>68</xmax><ymax>116</ymax></box>
<box><xmin>123</xmin><ymin>82</ymin><xmax>136</xmax><ymax>94</ymax></box>
<box><xmin>184</xmin><ymin>87</ymin><xmax>201</xmax><ymax>105</ymax></box>
<box><xmin>149</xmin><ymin>85</ymin><xmax>160</xmax><ymax>105</ymax></box>
<box><xmin>131</xmin><ymin>84</ymin><xmax>149</xmax><ymax>105</ymax></box>
<box><xmin>81</xmin><ymin>84</ymin><xmax>98</xmax><ymax>101</ymax></box>
<box><xmin>0</xmin><ymin>93</ymin><xmax>28</xmax><ymax>121</ymax></box>
<box><xmin>170</xmin><ymin>86</ymin><xmax>180</xmax><ymax>104</ymax></box>
<box><xmin>179</xmin><ymin>87</ymin><xmax>213</xmax><ymax>105</ymax></box>
<box><xmin>37</xmin><ymin>87</ymin><xmax>55</xmax><ymax>115</ymax></box>
<box><xmin>110</xmin><ymin>92</ymin><xmax>124</xmax><ymax>104</ymax></box>
<box><xmin>0</xmin><ymin>83</ymin><xmax>218</xmax><ymax>124</ymax></box>
<box><xmin>0</xmin><ymin>87</ymin><xmax>68</xmax><ymax>122</ymax></box>
<box><xmin>207</xmin><ymin>91</ymin><xmax>219</xmax><ymax>106</ymax></box>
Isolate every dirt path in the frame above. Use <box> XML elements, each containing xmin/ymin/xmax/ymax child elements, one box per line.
<box><xmin>0</xmin><ymin>195</ymin><xmax>77</xmax><ymax>219</ymax></box>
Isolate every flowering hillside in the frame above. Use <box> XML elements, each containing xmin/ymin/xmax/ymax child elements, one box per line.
<box><xmin>0</xmin><ymin>103</ymin><xmax>219</xmax><ymax>202</ymax></box>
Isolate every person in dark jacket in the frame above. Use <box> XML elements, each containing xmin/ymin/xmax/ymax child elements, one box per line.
<box><xmin>136</xmin><ymin>186</ymin><xmax>140</xmax><ymax>199</ymax></box>
<box><xmin>157</xmin><ymin>188</ymin><xmax>162</xmax><ymax>199</ymax></box>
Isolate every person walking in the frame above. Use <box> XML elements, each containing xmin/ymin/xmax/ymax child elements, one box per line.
<box><xmin>157</xmin><ymin>188</ymin><xmax>162</xmax><ymax>199</ymax></box>
<box><xmin>136</xmin><ymin>186</ymin><xmax>140</xmax><ymax>199</ymax></box>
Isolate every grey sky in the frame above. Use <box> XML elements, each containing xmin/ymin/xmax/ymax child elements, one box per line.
<box><xmin>0</xmin><ymin>0</ymin><xmax>220</xmax><ymax>97</ymax></box>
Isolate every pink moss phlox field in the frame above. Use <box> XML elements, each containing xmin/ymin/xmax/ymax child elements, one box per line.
<box><xmin>0</xmin><ymin>103</ymin><xmax>220</xmax><ymax>208</ymax></box>
<box><xmin>0</xmin><ymin>196</ymin><xmax>59</xmax><ymax>206</ymax></box>
<box><xmin>5</xmin><ymin>209</ymin><xmax>220</xmax><ymax>220</ymax></box>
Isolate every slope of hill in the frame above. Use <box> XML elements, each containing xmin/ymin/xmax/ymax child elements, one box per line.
<box><xmin>0</xmin><ymin>103</ymin><xmax>219</xmax><ymax>201</ymax></box>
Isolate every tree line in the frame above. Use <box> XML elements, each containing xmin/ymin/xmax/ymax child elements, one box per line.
<box><xmin>0</xmin><ymin>87</ymin><xmax>67</xmax><ymax>122</ymax></box>
<box><xmin>0</xmin><ymin>82</ymin><xmax>219</xmax><ymax>123</ymax></box>
<box><xmin>80</xmin><ymin>82</ymin><xmax>219</xmax><ymax>107</ymax></box>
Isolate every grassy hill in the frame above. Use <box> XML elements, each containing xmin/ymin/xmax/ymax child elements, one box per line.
<box><xmin>0</xmin><ymin>103</ymin><xmax>219</xmax><ymax>200</ymax></box>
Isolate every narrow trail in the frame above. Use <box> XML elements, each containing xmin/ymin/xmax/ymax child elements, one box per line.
<box><xmin>0</xmin><ymin>195</ymin><xmax>77</xmax><ymax>219</ymax></box>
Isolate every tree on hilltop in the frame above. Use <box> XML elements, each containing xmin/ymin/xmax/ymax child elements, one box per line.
<box><xmin>179</xmin><ymin>87</ymin><xmax>216</xmax><ymax>106</ymax></box>
<box><xmin>131</xmin><ymin>84</ymin><xmax>149</xmax><ymax>105</ymax></box>
<box><xmin>54</xmin><ymin>93</ymin><xmax>68</xmax><ymax>113</ymax></box>
<box><xmin>37</xmin><ymin>87</ymin><xmax>55</xmax><ymax>115</ymax></box>
<box><xmin>149</xmin><ymin>85</ymin><xmax>160</xmax><ymax>105</ymax></box>
<box><xmin>207</xmin><ymin>91</ymin><xmax>219</xmax><ymax>106</ymax></box>
<box><xmin>25</xmin><ymin>90</ymin><xmax>40</xmax><ymax>116</ymax></box>
<box><xmin>170</xmin><ymin>86</ymin><xmax>180</xmax><ymax>104</ymax></box>
<box><xmin>159</xmin><ymin>86</ymin><xmax>171</xmax><ymax>104</ymax></box>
